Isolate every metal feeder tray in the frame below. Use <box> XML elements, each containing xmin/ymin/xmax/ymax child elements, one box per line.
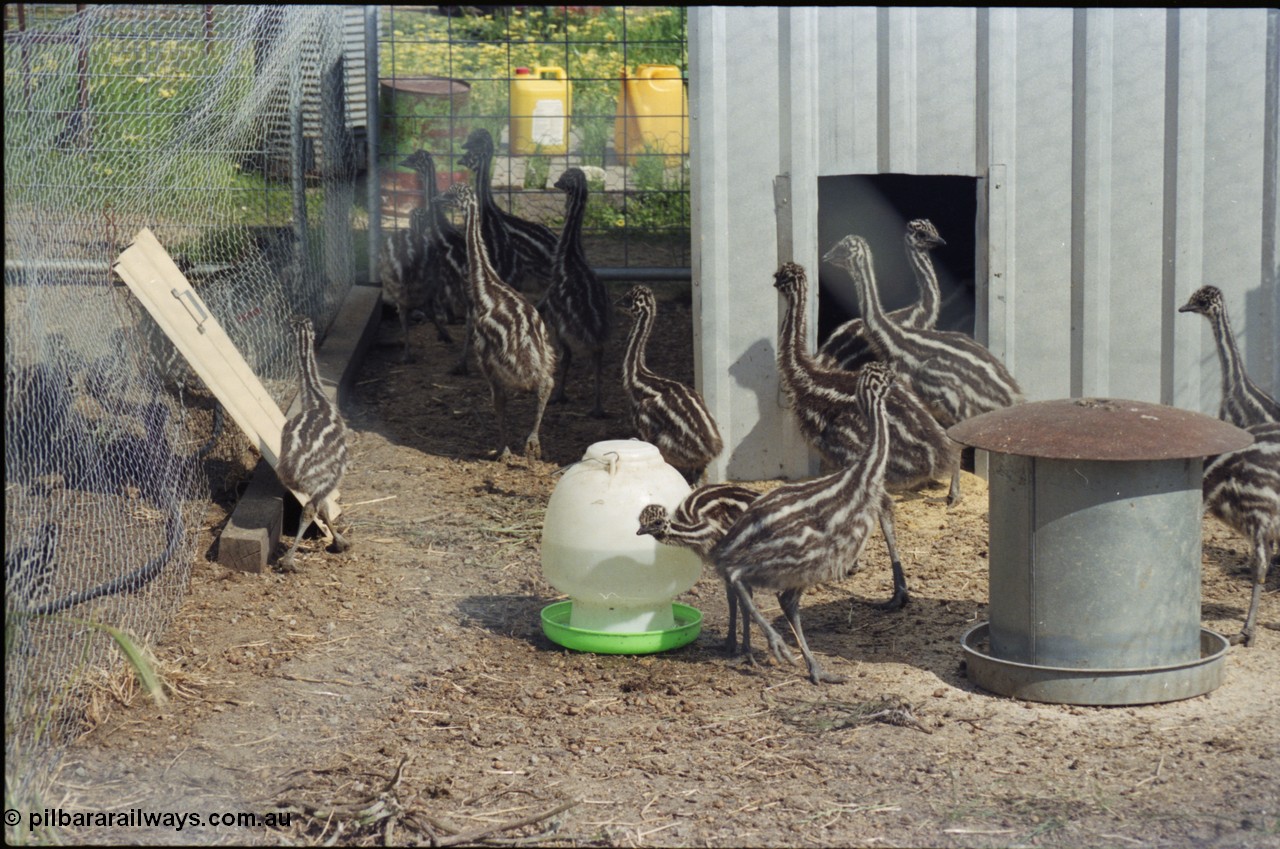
<box><xmin>949</xmin><ymin>397</ymin><xmax>1251</xmax><ymax>706</ymax></box>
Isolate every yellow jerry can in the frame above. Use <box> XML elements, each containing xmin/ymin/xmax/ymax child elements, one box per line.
<box><xmin>615</xmin><ymin>64</ymin><xmax>688</xmax><ymax>163</ymax></box>
<box><xmin>510</xmin><ymin>65</ymin><xmax>572</xmax><ymax>155</ymax></box>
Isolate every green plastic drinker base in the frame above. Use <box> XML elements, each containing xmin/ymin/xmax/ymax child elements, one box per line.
<box><xmin>540</xmin><ymin>601</ymin><xmax>702</xmax><ymax>655</ymax></box>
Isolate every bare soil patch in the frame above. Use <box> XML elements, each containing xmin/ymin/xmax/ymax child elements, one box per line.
<box><xmin>48</xmin><ymin>268</ymin><xmax>1279</xmax><ymax>848</ymax></box>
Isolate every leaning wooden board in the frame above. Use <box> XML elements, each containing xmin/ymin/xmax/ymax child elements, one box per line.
<box><xmin>112</xmin><ymin>227</ymin><xmax>341</xmax><ymax>525</ymax></box>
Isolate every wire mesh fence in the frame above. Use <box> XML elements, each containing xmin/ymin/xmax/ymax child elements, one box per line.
<box><xmin>376</xmin><ymin>6</ymin><xmax>691</xmax><ymax>275</ymax></box>
<box><xmin>3</xmin><ymin>1</ymin><xmax>688</xmax><ymax>822</ymax></box>
<box><xmin>3</xmin><ymin>3</ymin><xmax>358</xmax><ymax>817</ymax></box>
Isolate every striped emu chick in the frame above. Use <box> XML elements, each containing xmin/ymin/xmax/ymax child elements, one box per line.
<box><xmin>6</xmin><ymin>522</ymin><xmax>58</xmax><ymax>613</ymax></box>
<box><xmin>402</xmin><ymin>150</ymin><xmax>470</xmax><ymax>356</ymax></box>
<box><xmin>460</xmin><ymin>128</ymin><xmax>558</xmax><ymax>292</ymax></box>
<box><xmin>1178</xmin><ymin>286</ymin><xmax>1280</xmax><ymax>428</ymax></box>
<box><xmin>774</xmin><ymin>261</ymin><xmax>961</xmax><ymax>610</ymax></box>
<box><xmin>276</xmin><ymin>316</ymin><xmax>349</xmax><ymax>569</ymax></box>
<box><xmin>711</xmin><ymin>363</ymin><xmax>897</xmax><ymax>684</ymax></box>
<box><xmin>545</xmin><ymin>167</ymin><xmax>613</xmax><ymax>417</ymax></box>
<box><xmin>823</xmin><ymin>234</ymin><xmax>1022</xmax><ymax>430</ymax></box>
<box><xmin>1202</xmin><ymin>422</ymin><xmax>1280</xmax><ymax>646</ymax></box>
<box><xmin>616</xmin><ymin>285</ymin><xmax>724</xmax><ymax>483</ymax></box>
<box><xmin>636</xmin><ymin>484</ymin><xmax>762</xmax><ymax>656</ymax></box>
<box><xmin>818</xmin><ymin>218</ymin><xmax>946</xmax><ymax>372</ymax></box>
<box><xmin>443</xmin><ymin>183</ymin><xmax>556</xmax><ymax>461</ymax></box>
<box><xmin>776</xmin><ymin>261</ymin><xmax>959</xmax><ymax>499</ymax></box>
<box><xmin>428</xmin><ymin>194</ymin><xmax>483</xmax><ymax>375</ymax></box>
<box><xmin>378</xmin><ymin>205</ymin><xmax>430</xmax><ymax>363</ymax></box>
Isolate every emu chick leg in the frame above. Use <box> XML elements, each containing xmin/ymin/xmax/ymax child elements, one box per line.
<box><xmin>778</xmin><ymin>587</ymin><xmax>846</xmax><ymax>685</ymax></box>
<box><xmin>730</xmin><ymin>574</ymin><xmax>796</xmax><ymax>667</ymax></box>
<box><xmin>869</xmin><ymin>503</ymin><xmax>908</xmax><ymax>611</ymax></box>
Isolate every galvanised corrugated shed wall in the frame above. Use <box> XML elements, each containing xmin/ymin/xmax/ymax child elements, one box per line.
<box><xmin>691</xmin><ymin>7</ymin><xmax>1279</xmax><ymax>481</ymax></box>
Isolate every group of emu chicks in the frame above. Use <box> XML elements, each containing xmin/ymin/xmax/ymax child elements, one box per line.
<box><xmin>280</xmin><ymin>127</ymin><xmax>1276</xmax><ymax>685</ymax></box>
<box><xmin>376</xmin><ymin>128</ymin><xmax>725</xmax><ymax>475</ymax></box>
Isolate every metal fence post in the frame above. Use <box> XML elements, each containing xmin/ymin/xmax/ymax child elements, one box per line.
<box><xmin>365</xmin><ymin>4</ymin><xmax>381</xmax><ymax>285</ymax></box>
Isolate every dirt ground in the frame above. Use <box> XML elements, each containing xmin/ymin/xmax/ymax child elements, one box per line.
<box><xmin>45</xmin><ymin>267</ymin><xmax>1279</xmax><ymax>848</ymax></box>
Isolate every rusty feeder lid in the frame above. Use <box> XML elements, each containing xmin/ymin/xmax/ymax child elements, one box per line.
<box><xmin>380</xmin><ymin>75</ymin><xmax>472</xmax><ymax>100</ymax></box>
<box><xmin>948</xmin><ymin>398</ymin><xmax>1251</xmax><ymax>706</ymax></box>
<box><xmin>948</xmin><ymin>397</ymin><xmax>1252</xmax><ymax>461</ymax></box>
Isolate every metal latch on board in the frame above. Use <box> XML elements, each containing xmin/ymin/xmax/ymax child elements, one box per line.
<box><xmin>170</xmin><ymin>286</ymin><xmax>210</xmax><ymax>333</ymax></box>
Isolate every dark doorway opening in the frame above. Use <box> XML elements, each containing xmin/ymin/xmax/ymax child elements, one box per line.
<box><xmin>816</xmin><ymin>173</ymin><xmax>979</xmax><ymax>344</ymax></box>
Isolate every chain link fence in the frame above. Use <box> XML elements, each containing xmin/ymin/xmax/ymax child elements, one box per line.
<box><xmin>4</xmin><ymin>3</ymin><xmax>358</xmax><ymax>817</ymax></box>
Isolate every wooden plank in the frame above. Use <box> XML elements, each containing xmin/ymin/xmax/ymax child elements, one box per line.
<box><xmin>113</xmin><ymin>229</ymin><xmax>378</xmax><ymax>571</ymax></box>
<box><xmin>114</xmin><ymin>228</ymin><xmax>289</xmax><ymax>463</ymax></box>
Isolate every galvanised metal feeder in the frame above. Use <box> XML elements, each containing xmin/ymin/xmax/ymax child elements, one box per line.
<box><xmin>948</xmin><ymin>398</ymin><xmax>1252</xmax><ymax>705</ymax></box>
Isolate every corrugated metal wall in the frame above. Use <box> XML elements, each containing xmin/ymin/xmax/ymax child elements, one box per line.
<box><xmin>691</xmin><ymin>7</ymin><xmax>1279</xmax><ymax>481</ymax></box>
<box><xmin>343</xmin><ymin>6</ymin><xmax>369</xmax><ymax>131</ymax></box>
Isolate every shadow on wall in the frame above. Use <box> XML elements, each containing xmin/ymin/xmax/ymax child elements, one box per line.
<box><xmin>817</xmin><ymin>173</ymin><xmax>979</xmax><ymax>343</ymax></box>
<box><xmin>1243</xmin><ymin>280</ymin><xmax>1279</xmax><ymax>399</ymax></box>
<box><xmin>726</xmin><ymin>336</ymin><xmax>798</xmax><ymax>478</ymax></box>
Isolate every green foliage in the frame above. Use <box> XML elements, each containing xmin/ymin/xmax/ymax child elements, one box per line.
<box><xmin>4</xmin><ymin>24</ymin><xmax>319</xmax><ymax>229</ymax></box>
<box><xmin>78</xmin><ymin>616</ymin><xmax>168</xmax><ymax>706</ymax></box>
<box><xmin>381</xmin><ymin>6</ymin><xmax>689</xmax><ymax>231</ymax></box>
<box><xmin>524</xmin><ymin>151</ymin><xmax>550</xmax><ymax>189</ymax></box>
<box><xmin>4</xmin><ymin>611</ymin><xmax>168</xmax><ymax>714</ymax></box>
<box><xmin>5</xmin><ymin>8</ymin><xmax>689</xmax><ymax>236</ymax></box>
<box><xmin>4</xmin><ymin>609</ymin><xmax>166</xmax><ymax>845</ymax></box>
<box><xmin>576</xmin><ymin>115</ymin><xmax>613</xmax><ymax>167</ymax></box>
<box><xmin>631</xmin><ymin>150</ymin><xmax>673</xmax><ymax>194</ymax></box>
<box><xmin>580</xmin><ymin>191</ymin><xmax>626</xmax><ymax>233</ymax></box>
<box><xmin>384</xmin><ymin>6</ymin><xmax>687</xmax><ymax>129</ymax></box>
<box><xmin>623</xmin><ymin>148</ymin><xmax>690</xmax><ymax>232</ymax></box>
<box><xmin>626</xmin><ymin>186</ymin><xmax>688</xmax><ymax>233</ymax></box>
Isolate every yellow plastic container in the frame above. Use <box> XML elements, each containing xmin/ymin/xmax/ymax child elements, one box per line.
<box><xmin>615</xmin><ymin>64</ymin><xmax>688</xmax><ymax>163</ymax></box>
<box><xmin>510</xmin><ymin>66</ymin><xmax>572</xmax><ymax>155</ymax></box>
